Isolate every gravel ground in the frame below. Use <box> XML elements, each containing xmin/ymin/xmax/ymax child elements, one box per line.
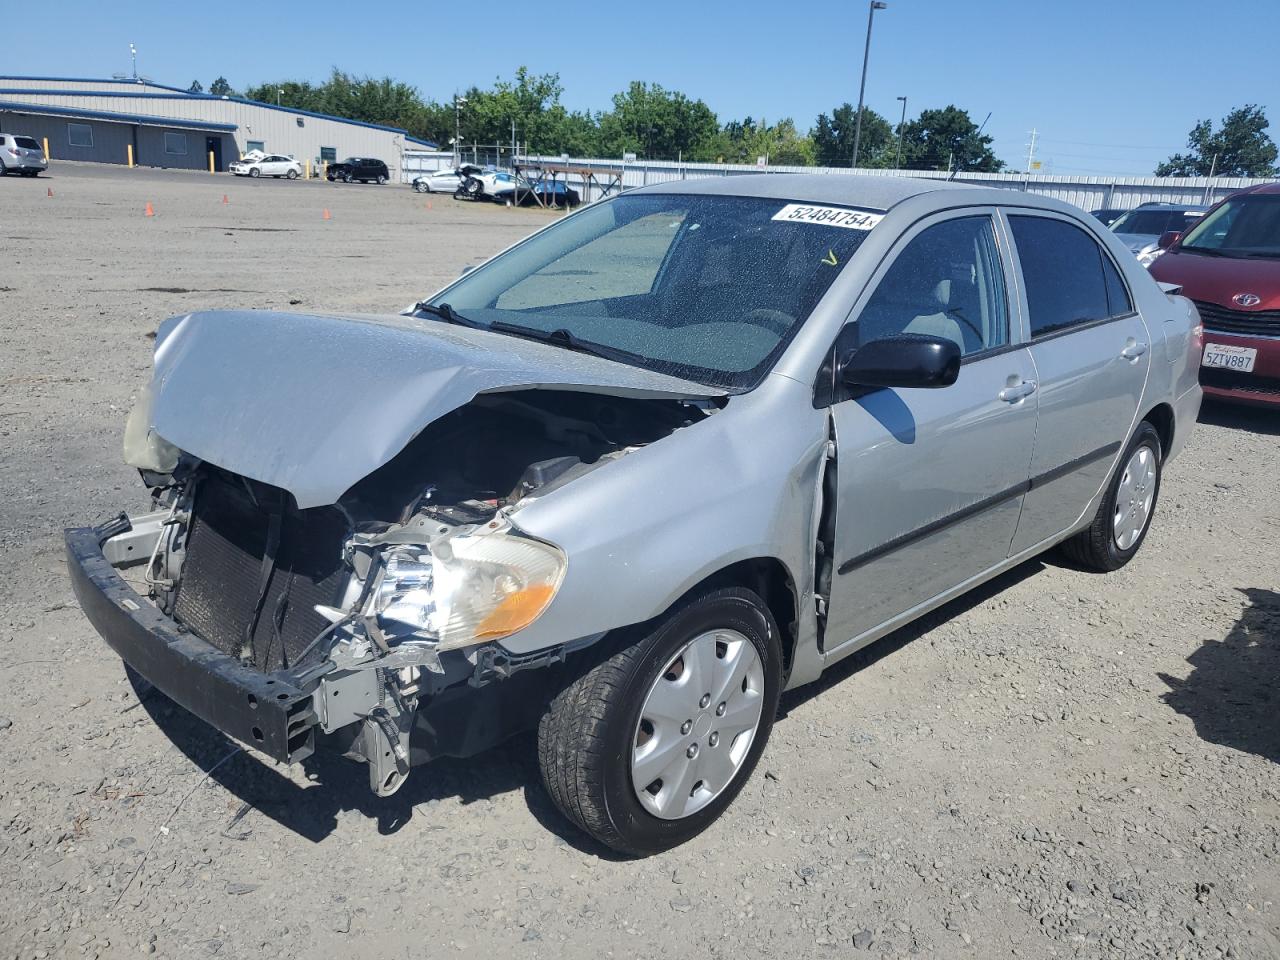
<box><xmin>1</xmin><ymin>164</ymin><xmax>1277</xmax><ymax>960</ymax></box>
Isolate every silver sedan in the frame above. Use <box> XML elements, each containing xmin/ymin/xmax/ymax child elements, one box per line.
<box><xmin>68</xmin><ymin>174</ymin><xmax>1203</xmax><ymax>855</ymax></box>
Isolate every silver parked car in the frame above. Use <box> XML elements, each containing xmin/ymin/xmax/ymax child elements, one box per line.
<box><xmin>1110</xmin><ymin>201</ymin><xmax>1207</xmax><ymax>267</ymax></box>
<box><xmin>67</xmin><ymin>175</ymin><xmax>1203</xmax><ymax>855</ymax></box>
<box><xmin>0</xmin><ymin>133</ymin><xmax>48</xmax><ymax>176</ymax></box>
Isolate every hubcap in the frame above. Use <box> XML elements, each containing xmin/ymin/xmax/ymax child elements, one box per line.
<box><xmin>630</xmin><ymin>629</ymin><xmax>764</xmax><ymax>820</ymax></box>
<box><xmin>1113</xmin><ymin>445</ymin><xmax>1156</xmax><ymax>550</ymax></box>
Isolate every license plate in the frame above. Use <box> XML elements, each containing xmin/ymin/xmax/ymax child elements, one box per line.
<box><xmin>1202</xmin><ymin>343</ymin><xmax>1257</xmax><ymax>372</ymax></box>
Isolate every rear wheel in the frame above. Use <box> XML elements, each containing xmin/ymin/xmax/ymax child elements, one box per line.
<box><xmin>1060</xmin><ymin>421</ymin><xmax>1162</xmax><ymax>572</ymax></box>
<box><xmin>537</xmin><ymin>586</ymin><xmax>782</xmax><ymax>855</ymax></box>
<box><xmin>376</xmin><ymin>174</ymin><xmax>387</xmax><ymax>185</ymax></box>
<box><xmin>286</xmin><ymin>169</ymin><xmax>299</xmax><ymax>180</ymax></box>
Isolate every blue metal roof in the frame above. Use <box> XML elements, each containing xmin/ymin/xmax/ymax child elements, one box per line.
<box><xmin>0</xmin><ymin>99</ymin><xmax>237</xmax><ymax>132</ymax></box>
<box><xmin>0</xmin><ymin>79</ymin><xmax>438</xmax><ymax>147</ymax></box>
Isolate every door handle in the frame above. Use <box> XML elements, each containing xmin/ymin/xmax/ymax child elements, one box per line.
<box><xmin>998</xmin><ymin>380</ymin><xmax>1037</xmax><ymax>403</ymax></box>
<box><xmin>1121</xmin><ymin>341</ymin><xmax>1149</xmax><ymax>361</ymax></box>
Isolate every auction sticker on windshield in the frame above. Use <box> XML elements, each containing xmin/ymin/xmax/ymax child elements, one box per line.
<box><xmin>772</xmin><ymin>203</ymin><xmax>883</xmax><ymax>230</ymax></box>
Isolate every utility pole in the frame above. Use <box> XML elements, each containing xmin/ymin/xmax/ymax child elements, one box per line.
<box><xmin>1202</xmin><ymin>152</ymin><xmax>1219</xmax><ymax>204</ymax></box>
<box><xmin>852</xmin><ymin>0</ymin><xmax>888</xmax><ymax>169</ymax></box>
<box><xmin>1025</xmin><ymin>128</ymin><xmax>1038</xmax><ymax>174</ymax></box>
<box><xmin>453</xmin><ymin>96</ymin><xmax>467</xmax><ymax>167</ymax></box>
<box><xmin>894</xmin><ymin>95</ymin><xmax>907</xmax><ymax>169</ymax></box>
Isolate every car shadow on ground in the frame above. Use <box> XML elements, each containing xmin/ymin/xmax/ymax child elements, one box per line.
<box><xmin>1158</xmin><ymin>587</ymin><xmax>1280</xmax><ymax>764</ymax></box>
<box><xmin>1198</xmin><ymin>399</ymin><xmax>1280</xmax><ymax>436</ymax></box>
<box><xmin>779</xmin><ymin>558</ymin><xmax>1048</xmax><ymax>715</ymax></box>
<box><xmin>134</xmin><ymin>670</ymin><xmax>632</xmax><ymax>856</ymax></box>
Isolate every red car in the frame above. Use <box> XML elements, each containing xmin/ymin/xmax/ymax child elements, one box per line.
<box><xmin>1150</xmin><ymin>183</ymin><xmax>1280</xmax><ymax>407</ymax></box>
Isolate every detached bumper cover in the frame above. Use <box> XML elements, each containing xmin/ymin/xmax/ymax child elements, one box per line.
<box><xmin>64</xmin><ymin>525</ymin><xmax>317</xmax><ymax>763</ymax></box>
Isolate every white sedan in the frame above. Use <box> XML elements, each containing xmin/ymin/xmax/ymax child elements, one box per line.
<box><xmin>412</xmin><ymin>168</ymin><xmax>463</xmax><ymax>193</ymax></box>
<box><xmin>229</xmin><ymin>153</ymin><xmax>302</xmax><ymax>179</ymax></box>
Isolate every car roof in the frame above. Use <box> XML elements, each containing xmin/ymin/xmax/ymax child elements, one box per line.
<box><xmin>1135</xmin><ymin>202</ymin><xmax>1207</xmax><ymax>212</ymax></box>
<box><xmin>635</xmin><ymin>173</ymin><xmax>975</xmax><ymax>212</ymax></box>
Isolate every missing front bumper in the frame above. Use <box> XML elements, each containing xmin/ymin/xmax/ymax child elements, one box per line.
<box><xmin>64</xmin><ymin>524</ymin><xmax>318</xmax><ymax>764</ymax></box>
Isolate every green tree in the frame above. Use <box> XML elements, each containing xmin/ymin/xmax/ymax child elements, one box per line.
<box><xmin>597</xmin><ymin>82</ymin><xmax>720</xmax><ymax>161</ymax></box>
<box><xmin>812</xmin><ymin>104</ymin><xmax>892</xmax><ymax>167</ymax></box>
<box><xmin>1156</xmin><ymin>105</ymin><xmax>1278</xmax><ymax>178</ymax></box>
<box><xmin>188</xmin><ymin>80</ymin><xmax>203</xmax><ymax>94</ymax></box>
<box><xmin>454</xmin><ymin>68</ymin><xmax>596</xmax><ymax>157</ymax></box>
<box><xmin>715</xmin><ymin>117</ymin><xmax>814</xmax><ymax>166</ymax></box>
<box><xmin>900</xmin><ymin>106</ymin><xmax>1002</xmax><ymax>172</ymax></box>
<box><xmin>209</xmin><ymin>76</ymin><xmax>233</xmax><ymax>97</ymax></box>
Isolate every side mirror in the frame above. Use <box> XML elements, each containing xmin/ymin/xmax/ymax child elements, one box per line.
<box><xmin>1158</xmin><ymin>230</ymin><xmax>1181</xmax><ymax>250</ymax></box>
<box><xmin>839</xmin><ymin>335</ymin><xmax>961</xmax><ymax>390</ymax></box>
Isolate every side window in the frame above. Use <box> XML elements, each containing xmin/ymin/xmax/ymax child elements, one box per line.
<box><xmin>1008</xmin><ymin>216</ymin><xmax>1114</xmax><ymax>337</ymax></box>
<box><xmin>1101</xmin><ymin>255</ymin><xmax>1133</xmax><ymax>317</ymax></box>
<box><xmin>163</xmin><ymin>132</ymin><xmax>188</xmax><ymax>156</ymax></box>
<box><xmin>856</xmin><ymin>216</ymin><xmax>1008</xmax><ymax>357</ymax></box>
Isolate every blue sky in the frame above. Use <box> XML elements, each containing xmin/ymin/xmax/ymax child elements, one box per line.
<box><xmin>6</xmin><ymin>0</ymin><xmax>1277</xmax><ymax>174</ymax></box>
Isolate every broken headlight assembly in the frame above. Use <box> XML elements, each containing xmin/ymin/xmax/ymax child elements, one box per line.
<box><xmin>368</xmin><ymin>522</ymin><xmax>566</xmax><ymax>652</ymax></box>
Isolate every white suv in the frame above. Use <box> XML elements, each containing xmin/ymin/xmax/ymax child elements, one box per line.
<box><xmin>0</xmin><ymin>134</ymin><xmax>48</xmax><ymax>176</ymax></box>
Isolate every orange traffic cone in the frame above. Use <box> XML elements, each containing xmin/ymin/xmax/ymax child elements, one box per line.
<box><xmin>221</xmin><ymin>194</ymin><xmax>229</xmax><ymax>205</ymax></box>
<box><xmin>426</xmin><ymin>201</ymin><xmax>433</xmax><ymax>210</ymax></box>
<box><xmin>322</xmin><ymin>208</ymin><xmax>331</xmax><ymax>221</ymax></box>
<box><xmin>144</xmin><ymin>202</ymin><xmax>155</xmax><ymax>217</ymax></box>
<box><xmin>46</xmin><ymin>186</ymin><xmax>53</xmax><ymax>198</ymax></box>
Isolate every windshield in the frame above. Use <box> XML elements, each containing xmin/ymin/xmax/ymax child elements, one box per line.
<box><xmin>1111</xmin><ymin>209</ymin><xmax>1185</xmax><ymax>236</ymax></box>
<box><xmin>423</xmin><ymin>193</ymin><xmax>876</xmax><ymax>389</ymax></box>
<box><xmin>1179</xmin><ymin>194</ymin><xmax>1280</xmax><ymax>258</ymax></box>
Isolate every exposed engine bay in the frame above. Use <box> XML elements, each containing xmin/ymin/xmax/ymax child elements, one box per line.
<box><xmin>130</xmin><ymin>389</ymin><xmax>712</xmax><ymax>795</ymax></box>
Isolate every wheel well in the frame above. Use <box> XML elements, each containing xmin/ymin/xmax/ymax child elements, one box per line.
<box><xmin>1142</xmin><ymin>403</ymin><xmax>1175</xmax><ymax>458</ymax></box>
<box><xmin>704</xmin><ymin>558</ymin><xmax>799</xmax><ymax>679</ymax></box>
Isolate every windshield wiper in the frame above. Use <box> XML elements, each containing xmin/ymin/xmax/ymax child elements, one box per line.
<box><xmin>411</xmin><ymin>301</ymin><xmax>482</xmax><ymax>328</ymax></box>
<box><xmin>488</xmin><ymin>321</ymin><xmax>648</xmax><ymax>366</ymax></box>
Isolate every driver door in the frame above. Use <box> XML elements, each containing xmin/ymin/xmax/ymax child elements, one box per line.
<box><xmin>823</xmin><ymin>211</ymin><xmax>1038</xmax><ymax>652</ymax></box>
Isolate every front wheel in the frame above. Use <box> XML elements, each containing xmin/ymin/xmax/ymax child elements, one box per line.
<box><xmin>249</xmin><ymin>167</ymin><xmax>260</xmax><ymax>178</ymax></box>
<box><xmin>414</xmin><ymin>180</ymin><xmax>429</xmax><ymax>193</ymax></box>
<box><xmin>1060</xmin><ymin>421</ymin><xmax>1162</xmax><ymax>572</ymax></box>
<box><xmin>537</xmin><ymin>586</ymin><xmax>782</xmax><ymax>855</ymax></box>
<box><xmin>343</xmin><ymin>172</ymin><xmax>353</xmax><ymax>183</ymax></box>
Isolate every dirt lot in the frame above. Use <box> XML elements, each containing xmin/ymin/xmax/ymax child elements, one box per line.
<box><xmin>1</xmin><ymin>163</ymin><xmax>1277</xmax><ymax>960</ymax></box>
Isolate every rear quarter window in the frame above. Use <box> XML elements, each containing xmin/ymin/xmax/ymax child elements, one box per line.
<box><xmin>1009</xmin><ymin>215</ymin><xmax>1124</xmax><ymax>337</ymax></box>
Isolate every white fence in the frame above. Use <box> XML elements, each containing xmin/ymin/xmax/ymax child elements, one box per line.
<box><xmin>505</xmin><ymin>154</ymin><xmax>1274</xmax><ymax>211</ymax></box>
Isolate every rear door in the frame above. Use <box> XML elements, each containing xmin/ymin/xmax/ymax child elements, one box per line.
<box><xmin>1003</xmin><ymin>213</ymin><xmax>1151</xmax><ymax>554</ymax></box>
<box><xmin>823</xmin><ymin>211</ymin><xmax>1038</xmax><ymax>649</ymax></box>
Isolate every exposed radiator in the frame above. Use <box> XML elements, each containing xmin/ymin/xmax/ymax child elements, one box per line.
<box><xmin>174</xmin><ymin>472</ymin><xmax>350</xmax><ymax>672</ymax></box>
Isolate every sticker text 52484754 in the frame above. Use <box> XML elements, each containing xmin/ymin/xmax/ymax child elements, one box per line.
<box><xmin>772</xmin><ymin>203</ymin><xmax>883</xmax><ymax>230</ymax></box>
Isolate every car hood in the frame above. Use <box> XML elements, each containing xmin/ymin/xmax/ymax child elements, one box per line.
<box><xmin>1150</xmin><ymin>250</ymin><xmax>1280</xmax><ymax>308</ymax></box>
<box><xmin>147</xmin><ymin>310</ymin><xmax>722</xmax><ymax>508</ymax></box>
<box><xmin>1115</xmin><ymin>232</ymin><xmax>1158</xmax><ymax>254</ymax></box>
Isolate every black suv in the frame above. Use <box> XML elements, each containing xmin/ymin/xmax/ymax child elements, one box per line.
<box><xmin>327</xmin><ymin>157</ymin><xmax>390</xmax><ymax>184</ymax></box>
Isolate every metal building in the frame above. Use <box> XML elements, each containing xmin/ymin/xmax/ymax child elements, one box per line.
<box><xmin>0</xmin><ymin>76</ymin><xmax>436</xmax><ymax>177</ymax></box>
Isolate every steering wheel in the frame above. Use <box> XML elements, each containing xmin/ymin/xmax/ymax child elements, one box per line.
<box><xmin>743</xmin><ymin>308</ymin><xmax>795</xmax><ymax>336</ymax></box>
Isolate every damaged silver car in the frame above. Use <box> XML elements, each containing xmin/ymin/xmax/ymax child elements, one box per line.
<box><xmin>67</xmin><ymin>175</ymin><xmax>1203</xmax><ymax>854</ymax></box>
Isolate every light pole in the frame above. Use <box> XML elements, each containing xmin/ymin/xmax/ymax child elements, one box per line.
<box><xmin>129</xmin><ymin>43</ymin><xmax>138</xmax><ymax>81</ymax></box>
<box><xmin>894</xmin><ymin>95</ymin><xmax>907</xmax><ymax>169</ymax></box>
<box><xmin>851</xmin><ymin>0</ymin><xmax>887</xmax><ymax>168</ymax></box>
<box><xmin>453</xmin><ymin>96</ymin><xmax>467</xmax><ymax>166</ymax></box>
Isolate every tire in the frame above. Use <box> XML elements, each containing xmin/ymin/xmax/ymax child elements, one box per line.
<box><xmin>1060</xmin><ymin>421</ymin><xmax>1162</xmax><ymax>572</ymax></box>
<box><xmin>0</xmin><ymin>162</ymin><xmax>7</xmax><ymax>176</ymax></box>
<box><xmin>537</xmin><ymin>586</ymin><xmax>782</xmax><ymax>855</ymax></box>
<box><xmin>249</xmin><ymin>167</ymin><xmax>261</xmax><ymax>178</ymax></box>
<box><xmin>286</xmin><ymin>169</ymin><xmax>298</xmax><ymax>179</ymax></box>
<box><xmin>343</xmin><ymin>172</ymin><xmax>353</xmax><ymax>183</ymax></box>
<box><xmin>413</xmin><ymin>180</ymin><xmax>429</xmax><ymax>193</ymax></box>
<box><xmin>376</xmin><ymin>174</ymin><xmax>387</xmax><ymax>185</ymax></box>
